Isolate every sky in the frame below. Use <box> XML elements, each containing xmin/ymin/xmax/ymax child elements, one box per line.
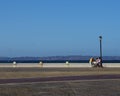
<box><xmin>0</xmin><ymin>0</ymin><xmax>120</xmax><ymax>57</ymax></box>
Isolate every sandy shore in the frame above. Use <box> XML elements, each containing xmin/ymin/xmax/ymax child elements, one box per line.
<box><xmin>0</xmin><ymin>63</ymin><xmax>120</xmax><ymax>67</ymax></box>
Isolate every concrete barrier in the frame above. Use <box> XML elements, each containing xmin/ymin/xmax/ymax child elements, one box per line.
<box><xmin>103</xmin><ymin>63</ymin><xmax>120</xmax><ymax>67</ymax></box>
<box><xmin>0</xmin><ymin>63</ymin><xmax>120</xmax><ymax>68</ymax></box>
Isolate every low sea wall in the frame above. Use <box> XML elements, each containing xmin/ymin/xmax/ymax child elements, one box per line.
<box><xmin>0</xmin><ymin>63</ymin><xmax>120</xmax><ymax>68</ymax></box>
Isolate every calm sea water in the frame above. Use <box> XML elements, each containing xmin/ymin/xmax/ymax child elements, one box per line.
<box><xmin>0</xmin><ymin>60</ymin><xmax>120</xmax><ymax>63</ymax></box>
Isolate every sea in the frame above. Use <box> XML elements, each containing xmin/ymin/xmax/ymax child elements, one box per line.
<box><xmin>0</xmin><ymin>60</ymin><xmax>120</xmax><ymax>63</ymax></box>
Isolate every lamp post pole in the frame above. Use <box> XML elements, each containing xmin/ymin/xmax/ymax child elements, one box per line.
<box><xmin>99</xmin><ymin>36</ymin><xmax>103</xmax><ymax>67</ymax></box>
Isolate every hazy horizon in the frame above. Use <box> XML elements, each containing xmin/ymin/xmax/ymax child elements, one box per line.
<box><xmin>0</xmin><ymin>55</ymin><xmax>120</xmax><ymax>58</ymax></box>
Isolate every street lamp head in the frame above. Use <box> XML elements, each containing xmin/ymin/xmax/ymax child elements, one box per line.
<box><xmin>99</xmin><ymin>36</ymin><xmax>102</xmax><ymax>40</ymax></box>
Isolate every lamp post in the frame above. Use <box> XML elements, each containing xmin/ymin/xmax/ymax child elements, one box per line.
<box><xmin>99</xmin><ymin>36</ymin><xmax>103</xmax><ymax>67</ymax></box>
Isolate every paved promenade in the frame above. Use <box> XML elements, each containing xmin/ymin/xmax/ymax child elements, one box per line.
<box><xmin>0</xmin><ymin>74</ymin><xmax>120</xmax><ymax>84</ymax></box>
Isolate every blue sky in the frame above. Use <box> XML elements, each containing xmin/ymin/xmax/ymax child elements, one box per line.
<box><xmin>0</xmin><ymin>0</ymin><xmax>120</xmax><ymax>57</ymax></box>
